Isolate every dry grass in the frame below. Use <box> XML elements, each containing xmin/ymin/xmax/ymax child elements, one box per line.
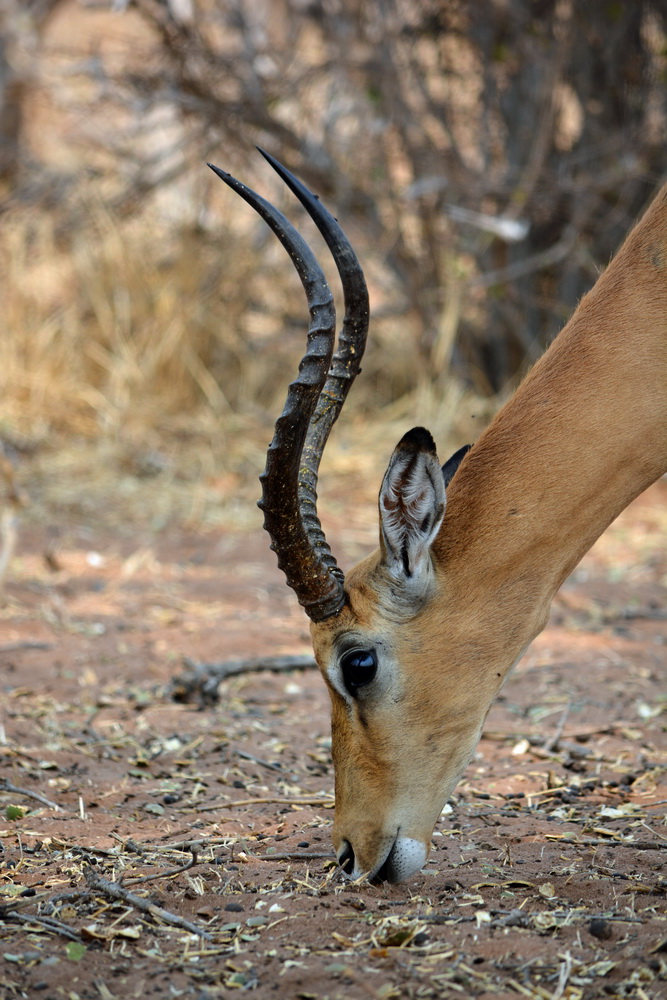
<box><xmin>0</xmin><ymin>194</ymin><xmax>496</xmax><ymax>535</ymax></box>
<box><xmin>2</xmin><ymin>200</ymin><xmax>261</xmax><ymax>438</ymax></box>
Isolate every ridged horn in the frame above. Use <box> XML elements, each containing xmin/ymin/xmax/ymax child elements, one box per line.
<box><xmin>208</xmin><ymin>154</ymin><xmax>369</xmax><ymax>621</ymax></box>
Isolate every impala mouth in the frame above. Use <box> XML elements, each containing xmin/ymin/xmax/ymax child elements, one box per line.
<box><xmin>374</xmin><ymin>840</ymin><xmax>397</xmax><ymax>883</ymax></box>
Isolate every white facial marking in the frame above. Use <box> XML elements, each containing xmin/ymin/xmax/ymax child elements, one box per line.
<box><xmin>348</xmin><ymin>836</ymin><xmax>428</xmax><ymax>883</ymax></box>
<box><xmin>386</xmin><ymin>838</ymin><xmax>428</xmax><ymax>882</ymax></box>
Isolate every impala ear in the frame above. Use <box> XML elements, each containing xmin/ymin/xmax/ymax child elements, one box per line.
<box><xmin>378</xmin><ymin>427</ymin><xmax>446</xmax><ymax>585</ymax></box>
<box><xmin>441</xmin><ymin>443</ymin><xmax>471</xmax><ymax>487</ymax></box>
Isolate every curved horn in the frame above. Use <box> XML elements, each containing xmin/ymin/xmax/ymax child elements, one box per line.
<box><xmin>257</xmin><ymin>150</ymin><xmax>370</xmax><ymax>592</ymax></box>
<box><xmin>209</xmin><ymin>156</ymin><xmax>368</xmax><ymax>620</ymax></box>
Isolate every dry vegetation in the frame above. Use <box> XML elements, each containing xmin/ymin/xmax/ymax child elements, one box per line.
<box><xmin>0</xmin><ymin>189</ymin><xmax>489</xmax><ymax>546</ymax></box>
<box><xmin>2</xmin><ymin>0</ymin><xmax>666</xmax><ymax>525</ymax></box>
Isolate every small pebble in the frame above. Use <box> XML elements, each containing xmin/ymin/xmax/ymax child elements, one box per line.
<box><xmin>589</xmin><ymin>918</ymin><xmax>612</xmax><ymax>940</ymax></box>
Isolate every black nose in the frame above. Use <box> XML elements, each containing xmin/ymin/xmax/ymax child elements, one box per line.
<box><xmin>338</xmin><ymin>842</ymin><xmax>355</xmax><ymax>874</ymax></box>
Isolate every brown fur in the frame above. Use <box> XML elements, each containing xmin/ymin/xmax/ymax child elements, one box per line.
<box><xmin>311</xmin><ymin>184</ymin><xmax>667</xmax><ymax>879</ymax></box>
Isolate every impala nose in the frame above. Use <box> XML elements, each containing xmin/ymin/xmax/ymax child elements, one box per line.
<box><xmin>338</xmin><ymin>841</ymin><xmax>355</xmax><ymax>874</ymax></box>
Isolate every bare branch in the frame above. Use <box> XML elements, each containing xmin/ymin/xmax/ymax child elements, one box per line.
<box><xmin>170</xmin><ymin>654</ymin><xmax>317</xmax><ymax>706</ymax></box>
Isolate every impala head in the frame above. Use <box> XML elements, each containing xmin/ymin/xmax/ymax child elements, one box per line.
<box><xmin>210</xmin><ymin>152</ymin><xmax>542</xmax><ymax>883</ymax></box>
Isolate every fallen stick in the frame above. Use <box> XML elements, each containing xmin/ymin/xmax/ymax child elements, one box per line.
<box><xmin>0</xmin><ymin>641</ymin><xmax>54</xmax><ymax>653</ymax></box>
<box><xmin>0</xmin><ymin>778</ymin><xmax>62</xmax><ymax>812</ymax></box>
<box><xmin>4</xmin><ymin>909</ymin><xmax>83</xmax><ymax>942</ymax></box>
<box><xmin>541</xmin><ymin>697</ymin><xmax>573</xmax><ymax>754</ymax></box>
<box><xmin>250</xmin><ymin>851</ymin><xmax>334</xmax><ymax>862</ymax></box>
<box><xmin>170</xmin><ymin>653</ymin><xmax>317</xmax><ymax>706</ymax></box>
<box><xmin>546</xmin><ymin>836</ymin><xmax>667</xmax><ymax>850</ymax></box>
<box><xmin>124</xmin><ymin>849</ymin><xmax>199</xmax><ymax>886</ymax></box>
<box><xmin>177</xmin><ymin>794</ymin><xmax>334</xmax><ymax>813</ymax></box>
<box><xmin>83</xmin><ymin>867</ymin><xmax>213</xmax><ymax>941</ymax></box>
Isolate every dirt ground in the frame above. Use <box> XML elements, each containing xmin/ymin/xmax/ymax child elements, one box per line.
<box><xmin>1</xmin><ymin>468</ymin><xmax>666</xmax><ymax>1000</ymax></box>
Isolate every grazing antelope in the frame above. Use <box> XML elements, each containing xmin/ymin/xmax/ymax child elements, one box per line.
<box><xmin>210</xmin><ymin>152</ymin><xmax>667</xmax><ymax>883</ymax></box>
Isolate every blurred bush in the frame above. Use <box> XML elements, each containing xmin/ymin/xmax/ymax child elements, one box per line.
<box><xmin>1</xmin><ymin>0</ymin><xmax>667</xmax><ymax>447</ymax></box>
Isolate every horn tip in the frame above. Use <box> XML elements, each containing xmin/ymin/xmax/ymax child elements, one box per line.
<box><xmin>207</xmin><ymin>162</ymin><xmax>229</xmax><ymax>182</ymax></box>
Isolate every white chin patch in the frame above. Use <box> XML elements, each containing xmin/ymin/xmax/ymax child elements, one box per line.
<box><xmin>385</xmin><ymin>838</ymin><xmax>428</xmax><ymax>883</ymax></box>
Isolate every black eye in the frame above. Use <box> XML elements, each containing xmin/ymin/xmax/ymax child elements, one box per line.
<box><xmin>340</xmin><ymin>648</ymin><xmax>377</xmax><ymax>695</ymax></box>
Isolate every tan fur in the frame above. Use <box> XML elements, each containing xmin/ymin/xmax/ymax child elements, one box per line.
<box><xmin>311</xmin><ymin>185</ymin><xmax>667</xmax><ymax>879</ymax></box>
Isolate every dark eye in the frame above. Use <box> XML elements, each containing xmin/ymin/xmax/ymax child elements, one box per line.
<box><xmin>340</xmin><ymin>648</ymin><xmax>377</xmax><ymax>695</ymax></box>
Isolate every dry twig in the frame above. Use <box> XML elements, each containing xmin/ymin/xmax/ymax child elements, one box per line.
<box><xmin>83</xmin><ymin>867</ymin><xmax>213</xmax><ymax>941</ymax></box>
<box><xmin>0</xmin><ymin>641</ymin><xmax>54</xmax><ymax>653</ymax></box>
<box><xmin>542</xmin><ymin>697</ymin><xmax>573</xmax><ymax>753</ymax></box>
<box><xmin>549</xmin><ymin>837</ymin><xmax>667</xmax><ymax>851</ymax></box>
<box><xmin>3</xmin><ymin>909</ymin><xmax>83</xmax><ymax>942</ymax></box>
<box><xmin>183</xmin><ymin>794</ymin><xmax>334</xmax><ymax>813</ymax></box>
<box><xmin>170</xmin><ymin>654</ymin><xmax>317</xmax><ymax>706</ymax></box>
<box><xmin>250</xmin><ymin>851</ymin><xmax>334</xmax><ymax>862</ymax></box>
<box><xmin>0</xmin><ymin>778</ymin><xmax>63</xmax><ymax>812</ymax></box>
<box><xmin>235</xmin><ymin>749</ymin><xmax>283</xmax><ymax>772</ymax></box>
<box><xmin>123</xmin><ymin>848</ymin><xmax>199</xmax><ymax>886</ymax></box>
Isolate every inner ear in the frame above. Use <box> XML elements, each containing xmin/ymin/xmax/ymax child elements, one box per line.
<box><xmin>379</xmin><ymin>426</ymin><xmax>446</xmax><ymax>583</ymax></box>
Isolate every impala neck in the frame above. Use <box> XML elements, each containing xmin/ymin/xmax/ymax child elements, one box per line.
<box><xmin>436</xmin><ymin>186</ymin><xmax>667</xmax><ymax>614</ymax></box>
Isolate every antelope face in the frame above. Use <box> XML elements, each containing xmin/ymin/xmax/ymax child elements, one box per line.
<box><xmin>313</xmin><ymin>583</ymin><xmax>511</xmax><ymax>882</ymax></box>
<box><xmin>309</xmin><ymin>429</ymin><xmax>506</xmax><ymax>883</ymax></box>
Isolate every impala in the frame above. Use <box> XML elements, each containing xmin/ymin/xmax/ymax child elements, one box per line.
<box><xmin>210</xmin><ymin>152</ymin><xmax>667</xmax><ymax>883</ymax></box>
